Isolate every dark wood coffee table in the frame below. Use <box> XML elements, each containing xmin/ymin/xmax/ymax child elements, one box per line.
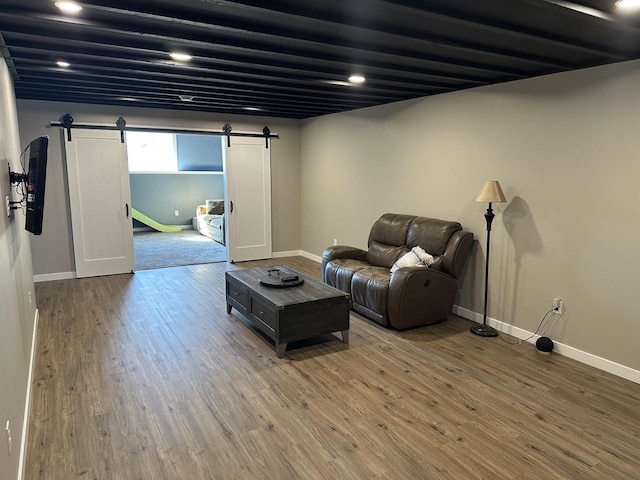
<box><xmin>225</xmin><ymin>265</ymin><xmax>350</xmax><ymax>357</ymax></box>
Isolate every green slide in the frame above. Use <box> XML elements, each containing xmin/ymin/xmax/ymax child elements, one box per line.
<box><xmin>131</xmin><ymin>208</ymin><xmax>182</xmax><ymax>232</ymax></box>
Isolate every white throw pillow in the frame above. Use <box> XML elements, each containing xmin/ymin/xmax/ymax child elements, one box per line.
<box><xmin>390</xmin><ymin>246</ymin><xmax>436</xmax><ymax>273</ymax></box>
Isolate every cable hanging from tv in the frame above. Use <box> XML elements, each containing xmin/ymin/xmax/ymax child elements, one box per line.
<box><xmin>49</xmin><ymin>114</ymin><xmax>279</xmax><ymax>148</ymax></box>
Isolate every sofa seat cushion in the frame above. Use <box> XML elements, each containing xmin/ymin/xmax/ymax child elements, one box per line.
<box><xmin>325</xmin><ymin>259</ymin><xmax>370</xmax><ymax>293</ymax></box>
<box><xmin>351</xmin><ymin>267</ymin><xmax>392</xmax><ymax>325</ymax></box>
<box><xmin>366</xmin><ymin>242</ymin><xmax>409</xmax><ymax>269</ymax></box>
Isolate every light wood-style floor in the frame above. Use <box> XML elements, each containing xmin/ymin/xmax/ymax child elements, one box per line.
<box><xmin>29</xmin><ymin>257</ymin><xmax>640</xmax><ymax>479</ymax></box>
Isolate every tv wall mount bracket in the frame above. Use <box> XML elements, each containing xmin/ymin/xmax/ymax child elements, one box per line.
<box><xmin>7</xmin><ymin>161</ymin><xmax>27</xmax><ymax>211</ymax></box>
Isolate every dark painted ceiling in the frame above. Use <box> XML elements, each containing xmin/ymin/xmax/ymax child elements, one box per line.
<box><xmin>1</xmin><ymin>0</ymin><xmax>640</xmax><ymax>119</ymax></box>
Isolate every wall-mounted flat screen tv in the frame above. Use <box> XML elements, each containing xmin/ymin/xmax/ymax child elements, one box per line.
<box><xmin>24</xmin><ymin>136</ymin><xmax>48</xmax><ymax>235</ymax></box>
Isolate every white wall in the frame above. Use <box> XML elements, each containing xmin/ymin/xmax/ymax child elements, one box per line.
<box><xmin>301</xmin><ymin>60</ymin><xmax>640</xmax><ymax>374</ymax></box>
<box><xmin>0</xmin><ymin>57</ymin><xmax>38</xmax><ymax>480</ymax></box>
<box><xmin>16</xmin><ymin>100</ymin><xmax>302</xmax><ymax>276</ymax></box>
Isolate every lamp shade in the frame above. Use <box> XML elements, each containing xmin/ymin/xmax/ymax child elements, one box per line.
<box><xmin>476</xmin><ymin>180</ymin><xmax>506</xmax><ymax>203</ymax></box>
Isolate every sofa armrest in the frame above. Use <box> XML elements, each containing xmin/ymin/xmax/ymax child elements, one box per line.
<box><xmin>321</xmin><ymin>245</ymin><xmax>367</xmax><ymax>282</ymax></box>
<box><xmin>387</xmin><ymin>267</ymin><xmax>457</xmax><ymax>329</ymax></box>
<box><xmin>441</xmin><ymin>230</ymin><xmax>473</xmax><ymax>278</ymax></box>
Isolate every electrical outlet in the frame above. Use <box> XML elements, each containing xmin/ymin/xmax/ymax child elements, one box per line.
<box><xmin>5</xmin><ymin>195</ymin><xmax>9</xmax><ymax>217</ymax></box>
<box><xmin>333</xmin><ymin>238</ymin><xmax>337</xmax><ymax>246</ymax></box>
<box><xmin>174</xmin><ymin>210</ymin><xmax>179</xmax><ymax>216</ymax></box>
<box><xmin>5</xmin><ymin>420</ymin><xmax>12</xmax><ymax>457</ymax></box>
<box><xmin>552</xmin><ymin>298</ymin><xmax>563</xmax><ymax>315</ymax></box>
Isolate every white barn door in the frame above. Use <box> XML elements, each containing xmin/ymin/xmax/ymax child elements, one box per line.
<box><xmin>65</xmin><ymin>129</ymin><xmax>134</xmax><ymax>278</ymax></box>
<box><xmin>224</xmin><ymin>136</ymin><xmax>272</xmax><ymax>262</ymax></box>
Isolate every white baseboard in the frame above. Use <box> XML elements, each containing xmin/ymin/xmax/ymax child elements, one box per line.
<box><xmin>299</xmin><ymin>250</ymin><xmax>322</xmax><ymax>263</ymax></box>
<box><xmin>453</xmin><ymin>305</ymin><xmax>640</xmax><ymax>385</ymax></box>
<box><xmin>33</xmin><ymin>271</ymin><xmax>75</xmax><ymax>283</ymax></box>
<box><xmin>272</xmin><ymin>250</ymin><xmax>303</xmax><ymax>258</ymax></box>
<box><xmin>272</xmin><ymin>250</ymin><xmax>322</xmax><ymax>263</ymax></box>
<box><xmin>18</xmin><ymin>308</ymin><xmax>39</xmax><ymax>480</ymax></box>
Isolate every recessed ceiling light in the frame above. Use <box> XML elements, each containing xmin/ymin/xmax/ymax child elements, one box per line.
<box><xmin>179</xmin><ymin>95</ymin><xmax>194</xmax><ymax>102</ymax></box>
<box><xmin>55</xmin><ymin>2</ymin><xmax>82</xmax><ymax>14</ymax></box>
<box><xmin>348</xmin><ymin>74</ymin><xmax>366</xmax><ymax>84</ymax></box>
<box><xmin>616</xmin><ymin>0</ymin><xmax>640</xmax><ymax>8</ymax></box>
<box><xmin>170</xmin><ymin>52</ymin><xmax>192</xmax><ymax>62</ymax></box>
<box><xmin>56</xmin><ymin>61</ymin><xmax>70</xmax><ymax>68</ymax></box>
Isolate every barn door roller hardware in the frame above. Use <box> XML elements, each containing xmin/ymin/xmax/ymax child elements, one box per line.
<box><xmin>222</xmin><ymin>122</ymin><xmax>232</xmax><ymax>148</ymax></box>
<box><xmin>49</xmin><ymin>114</ymin><xmax>279</xmax><ymax>146</ymax></box>
<box><xmin>116</xmin><ymin>116</ymin><xmax>126</xmax><ymax>143</ymax></box>
<box><xmin>59</xmin><ymin>113</ymin><xmax>74</xmax><ymax>141</ymax></box>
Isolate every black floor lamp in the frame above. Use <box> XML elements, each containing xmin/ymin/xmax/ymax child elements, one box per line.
<box><xmin>471</xmin><ymin>180</ymin><xmax>507</xmax><ymax>337</ymax></box>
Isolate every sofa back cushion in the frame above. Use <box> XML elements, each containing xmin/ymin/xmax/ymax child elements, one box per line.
<box><xmin>206</xmin><ymin>199</ymin><xmax>225</xmax><ymax>215</ymax></box>
<box><xmin>406</xmin><ymin>217</ymin><xmax>462</xmax><ymax>256</ymax></box>
<box><xmin>366</xmin><ymin>214</ymin><xmax>415</xmax><ymax>268</ymax></box>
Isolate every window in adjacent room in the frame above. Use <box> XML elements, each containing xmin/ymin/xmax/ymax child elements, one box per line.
<box><xmin>127</xmin><ymin>132</ymin><xmax>223</xmax><ymax>173</ymax></box>
<box><xmin>127</xmin><ymin>132</ymin><xmax>178</xmax><ymax>172</ymax></box>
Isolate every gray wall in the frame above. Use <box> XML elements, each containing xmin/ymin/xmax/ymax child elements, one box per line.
<box><xmin>130</xmin><ymin>173</ymin><xmax>224</xmax><ymax>226</ymax></box>
<box><xmin>300</xmin><ymin>59</ymin><xmax>640</xmax><ymax>373</ymax></box>
<box><xmin>0</xmin><ymin>57</ymin><xmax>38</xmax><ymax>480</ymax></box>
<box><xmin>16</xmin><ymin>100</ymin><xmax>302</xmax><ymax>276</ymax></box>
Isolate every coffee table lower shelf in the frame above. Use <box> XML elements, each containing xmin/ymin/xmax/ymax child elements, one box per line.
<box><xmin>225</xmin><ymin>267</ymin><xmax>350</xmax><ymax>358</ymax></box>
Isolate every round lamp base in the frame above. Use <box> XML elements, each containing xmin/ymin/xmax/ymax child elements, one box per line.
<box><xmin>470</xmin><ymin>323</ymin><xmax>499</xmax><ymax>337</ymax></box>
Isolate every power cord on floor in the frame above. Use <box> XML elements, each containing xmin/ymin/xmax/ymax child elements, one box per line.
<box><xmin>499</xmin><ymin>308</ymin><xmax>555</xmax><ymax>345</ymax></box>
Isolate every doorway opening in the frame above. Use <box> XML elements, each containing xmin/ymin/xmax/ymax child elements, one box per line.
<box><xmin>127</xmin><ymin>131</ymin><xmax>227</xmax><ymax>270</ymax></box>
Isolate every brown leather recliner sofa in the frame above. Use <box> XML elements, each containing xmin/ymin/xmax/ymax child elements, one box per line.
<box><xmin>322</xmin><ymin>213</ymin><xmax>473</xmax><ymax>330</ymax></box>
